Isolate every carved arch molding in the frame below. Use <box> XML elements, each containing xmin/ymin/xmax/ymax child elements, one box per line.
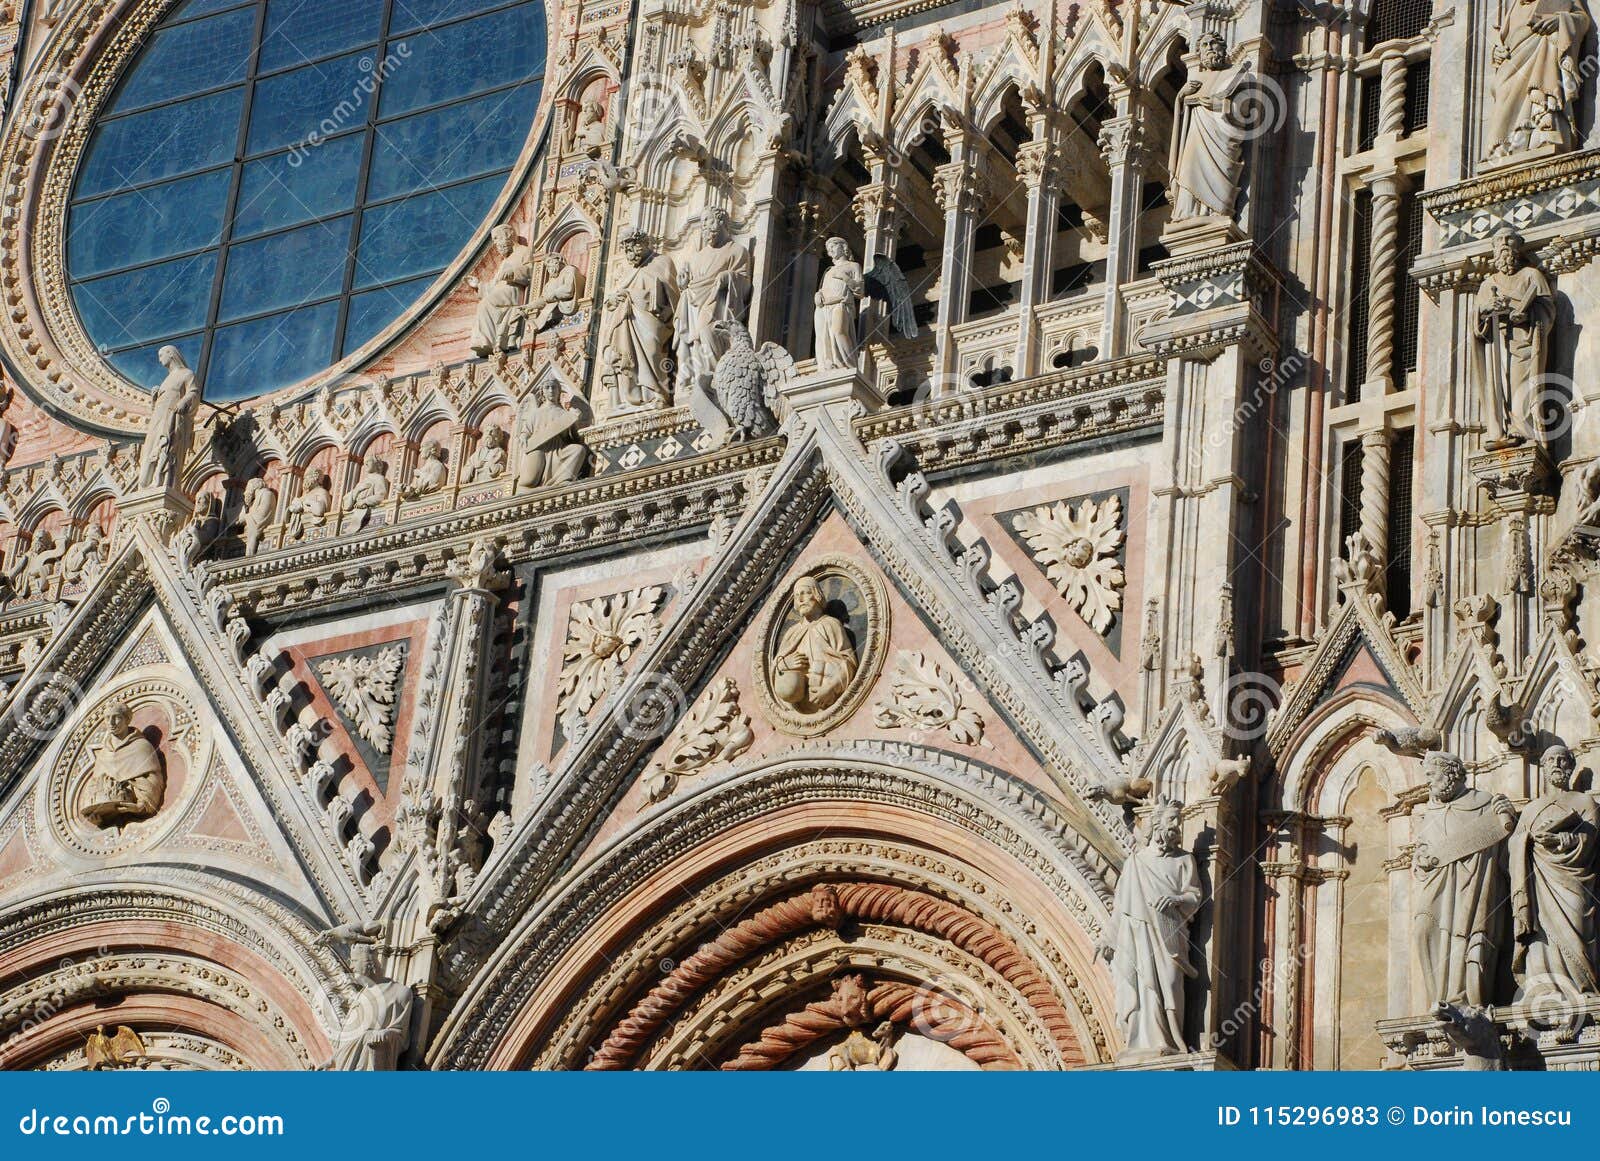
<box><xmin>478</xmin><ymin>832</ymin><xmax>1115</xmax><ymax>1070</ymax></box>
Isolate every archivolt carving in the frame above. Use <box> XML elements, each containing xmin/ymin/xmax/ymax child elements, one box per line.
<box><xmin>721</xmin><ymin>979</ymin><xmax>1020</xmax><ymax>1071</ymax></box>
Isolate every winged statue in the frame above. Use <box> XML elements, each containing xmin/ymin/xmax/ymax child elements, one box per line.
<box><xmin>85</xmin><ymin>1025</ymin><xmax>146</xmax><ymax>1070</ymax></box>
<box><xmin>864</xmin><ymin>254</ymin><xmax>919</xmax><ymax>339</ymax></box>
<box><xmin>703</xmin><ymin>318</ymin><xmax>792</xmax><ymax>444</ymax></box>
<box><xmin>813</xmin><ymin>238</ymin><xmax>918</xmax><ymax>372</ymax></box>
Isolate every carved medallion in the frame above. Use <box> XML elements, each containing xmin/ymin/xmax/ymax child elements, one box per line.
<box><xmin>45</xmin><ymin>677</ymin><xmax>209</xmax><ymax>859</ymax></box>
<box><xmin>753</xmin><ymin>554</ymin><xmax>888</xmax><ymax>737</ymax></box>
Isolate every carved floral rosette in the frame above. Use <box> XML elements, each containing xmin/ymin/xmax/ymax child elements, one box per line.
<box><xmin>42</xmin><ymin>675</ymin><xmax>208</xmax><ymax>859</ymax></box>
<box><xmin>752</xmin><ymin>554</ymin><xmax>889</xmax><ymax>738</ymax></box>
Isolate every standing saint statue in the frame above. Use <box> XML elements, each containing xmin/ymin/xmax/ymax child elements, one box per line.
<box><xmin>320</xmin><ymin>925</ymin><xmax>413</xmax><ymax>1071</ymax></box>
<box><xmin>1102</xmin><ymin>797</ymin><xmax>1202</xmax><ymax>1061</ymax></box>
<box><xmin>1475</xmin><ymin>230</ymin><xmax>1556</xmax><ymax>448</ymax></box>
<box><xmin>1486</xmin><ymin>0</ymin><xmax>1591</xmax><ymax>162</ymax></box>
<box><xmin>772</xmin><ymin>575</ymin><xmax>858</xmax><ymax>714</ymax></box>
<box><xmin>80</xmin><ymin>702</ymin><xmax>166</xmax><ymax>829</ymax></box>
<box><xmin>1412</xmin><ymin>751</ymin><xmax>1518</xmax><ymax>1007</ymax></box>
<box><xmin>514</xmin><ymin>380</ymin><xmax>588</xmax><ymax>490</ymax></box>
<box><xmin>1511</xmin><ymin>744</ymin><xmax>1599</xmax><ymax>992</ymax></box>
<box><xmin>813</xmin><ymin>237</ymin><xmax>866</xmax><ymax>372</ymax></box>
<box><xmin>138</xmin><ymin>346</ymin><xmax>202</xmax><ymax>491</ymax></box>
<box><xmin>468</xmin><ymin>225</ymin><xmax>533</xmax><ymax>357</ymax></box>
<box><xmin>600</xmin><ymin>228</ymin><xmax>678</xmax><ymax>412</ymax></box>
<box><xmin>1169</xmin><ymin>34</ymin><xmax>1253</xmax><ymax>222</ymax></box>
<box><xmin>673</xmin><ymin>207</ymin><xmax>753</xmax><ymax>408</ymax></box>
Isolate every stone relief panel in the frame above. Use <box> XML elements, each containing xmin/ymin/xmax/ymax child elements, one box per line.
<box><xmin>752</xmin><ymin>553</ymin><xmax>888</xmax><ymax>738</ymax></box>
<box><xmin>1008</xmin><ymin>493</ymin><xmax>1127</xmax><ymax>636</ymax></box>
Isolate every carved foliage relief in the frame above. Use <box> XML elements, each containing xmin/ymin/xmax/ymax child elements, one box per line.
<box><xmin>557</xmin><ymin>585</ymin><xmax>666</xmax><ymax>720</ymax></box>
<box><xmin>1009</xmin><ymin>494</ymin><xmax>1126</xmax><ymax>634</ymax></box>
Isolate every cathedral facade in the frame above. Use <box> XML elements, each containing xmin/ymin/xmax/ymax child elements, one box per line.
<box><xmin>0</xmin><ymin>0</ymin><xmax>1599</xmax><ymax>1072</ymax></box>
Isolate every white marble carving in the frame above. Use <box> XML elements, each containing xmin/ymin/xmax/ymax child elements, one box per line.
<box><xmin>1012</xmin><ymin>495</ymin><xmax>1125</xmax><ymax>633</ymax></box>
<box><xmin>872</xmin><ymin>650</ymin><xmax>987</xmax><ymax>746</ymax></box>
<box><xmin>557</xmin><ymin>585</ymin><xmax>665</xmax><ymax>719</ymax></box>
<box><xmin>317</xmin><ymin>646</ymin><xmax>405</xmax><ymax>754</ymax></box>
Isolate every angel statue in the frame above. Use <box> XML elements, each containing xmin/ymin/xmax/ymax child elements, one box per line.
<box><xmin>811</xmin><ymin>238</ymin><xmax>918</xmax><ymax>371</ymax></box>
<box><xmin>702</xmin><ymin>318</ymin><xmax>791</xmax><ymax>444</ymax></box>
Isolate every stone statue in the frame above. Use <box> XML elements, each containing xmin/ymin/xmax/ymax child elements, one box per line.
<box><xmin>468</xmin><ymin>224</ymin><xmax>532</xmax><ymax>357</ymax></box>
<box><xmin>1486</xmin><ymin>0</ymin><xmax>1591</xmax><ymax>162</ymax></box>
<box><xmin>525</xmin><ymin>253</ymin><xmax>579</xmax><ymax>333</ymax></box>
<box><xmin>772</xmin><ymin>575</ymin><xmax>857</xmax><ymax>713</ymax></box>
<box><xmin>137</xmin><ymin>346</ymin><xmax>202</xmax><ymax>491</ymax></box>
<box><xmin>1101</xmin><ymin>797</ymin><xmax>1201</xmax><ymax>1062</ymax></box>
<box><xmin>284</xmin><ymin>467</ymin><xmax>331</xmax><ymax>541</ymax></box>
<box><xmin>1511</xmin><ymin>744</ymin><xmax>1599</xmax><ymax>992</ymax></box>
<box><xmin>813</xmin><ymin>237</ymin><xmax>866</xmax><ymax>371</ymax></box>
<box><xmin>673</xmin><ymin>207</ymin><xmax>753</xmax><ymax>403</ymax></box>
<box><xmin>60</xmin><ymin>523</ymin><xmax>105</xmax><ymax>587</ymax></box>
<box><xmin>80</xmin><ymin>702</ymin><xmax>166</xmax><ymax>829</ymax></box>
<box><xmin>464</xmin><ymin>425</ymin><xmax>509</xmax><ymax>483</ymax></box>
<box><xmin>573</xmin><ymin>97</ymin><xmax>608</xmax><ymax>153</ymax></box>
<box><xmin>320</xmin><ymin>924</ymin><xmax>413</xmax><ymax>1071</ymax></box>
<box><xmin>600</xmin><ymin>228</ymin><xmax>678</xmax><ymax>411</ymax></box>
<box><xmin>12</xmin><ymin>529</ymin><xmax>63</xmax><ymax>601</ymax></box>
<box><xmin>1169</xmin><ymin>34</ymin><xmax>1252</xmax><ymax>222</ymax></box>
<box><xmin>1412</xmin><ymin>751</ymin><xmax>1518</xmax><ymax>1007</ymax></box>
<box><xmin>239</xmin><ymin>478</ymin><xmax>277</xmax><ymax>555</ymax></box>
<box><xmin>340</xmin><ymin>454</ymin><xmax>390</xmax><ymax>534</ymax></box>
<box><xmin>1475</xmin><ymin>230</ymin><xmax>1555</xmax><ymax>448</ymax></box>
<box><xmin>402</xmin><ymin>440</ymin><xmax>448</xmax><ymax>499</ymax></box>
<box><xmin>514</xmin><ymin>380</ymin><xmax>587</xmax><ymax>490</ymax></box>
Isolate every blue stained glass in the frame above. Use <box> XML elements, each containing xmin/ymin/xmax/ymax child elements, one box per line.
<box><xmin>353</xmin><ymin>172</ymin><xmax>501</xmax><ymax>289</ymax></box>
<box><xmin>67</xmin><ymin>0</ymin><xmax>547</xmax><ymax>400</ymax></box>
<box><xmin>72</xmin><ymin>252</ymin><xmax>218</xmax><ymax>348</ymax></box>
<box><xmin>343</xmin><ymin>274</ymin><xmax>436</xmax><ymax>350</ymax></box>
<box><xmin>381</xmin><ymin>7</ymin><xmax>541</xmax><ymax>117</ymax></box>
<box><xmin>389</xmin><ymin>0</ymin><xmax>508</xmax><ymax>36</ymax></box>
<box><xmin>166</xmin><ymin>0</ymin><xmax>254</xmax><ymax>22</ymax></box>
<box><xmin>234</xmin><ymin>134</ymin><xmax>364</xmax><ymax>238</ymax></box>
<box><xmin>260</xmin><ymin>0</ymin><xmax>384</xmax><ymax>72</ymax></box>
<box><xmin>107</xmin><ymin>334</ymin><xmax>207</xmax><ymax>389</ymax></box>
<box><xmin>220</xmin><ymin>217</ymin><xmax>353</xmax><ymax>321</ymax></box>
<box><xmin>113</xmin><ymin>8</ymin><xmax>256</xmax><ymax>111</ymax></box>
<box><xmin>366</xmin><ymin>82</ymin><xmax>535</xmax><ymax>200</ymax></box>
<box><xmin>247</xmin><ymin>51</ymin><xmax>376</xmax><ymax>155</ymax></box>
<box><xmin>207</xmin><ymin>301</ymin><xmax>341</xmax><ymax>400</ymax></box>
<box><xmin>68</xmin><ymin>169</ymin><xmax>231</xmax><ymax>278</ymax></box>
<box><xmin>76</xmin><ymin>88</ymin><xmax>246</xmax><ymax>198</ymax></box>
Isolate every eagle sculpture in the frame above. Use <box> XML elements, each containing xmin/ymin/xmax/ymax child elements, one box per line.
<box><xmin>706</xmin><ymin>319</ymin><xmax>792</xmax><ymax>444</ymax></box>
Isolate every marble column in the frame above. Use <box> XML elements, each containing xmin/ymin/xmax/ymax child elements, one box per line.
<box><xmin>932</xmin><ymin>123</ymin><xmax>985</xmax><ymax>389</ymax></box>
<box><xmin>1013</xmin><ymin>123</ymin><xmax>1060</xmax><ymax>379</ymax></box>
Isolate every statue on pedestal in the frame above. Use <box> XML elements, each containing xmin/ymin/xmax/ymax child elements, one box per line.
<box><xmin>1169</xmin><ymin>34</ymin><xmax>1252</xmax><ymax>222</ymax></box>
<box><xmin>1102</xmin><ymin>797</ymin><xmax>1202</xmax><ymax>1061</ymax></box>
<box><xmin>137</xmin><ymin>346</ymin><xmax>201</xmax><ymax>491</ymax></box>
<box><xmin>1475</xmin><ymin>230</ymin><xmax>1556</xmax><ymax>448</ymax></box>
<box><xmin>673</xmin><ymin>207</ymin><xmax>753</xmax><ymax>414</ymax></box>
<box><xmin>1412</xmin><ymin>751</ymin><xmax>1518</xmax><ymax>1006</ymax></box>
<box><xmin>284</xmin><ymin>468</ymin><xmax>331</xmax><ymax>541</ymax></box>
<box><xmin>1511</xmin><ymin>744</ymin><xmax>1599</xmax><ymax>993</ymax></box>
<box><xmin>464</xmin><ymin>426</ymin><xmax>509</xmax><ymax>483</ymax></box>
<box><xmin>469</xmin><ymin>225</ymin><xmax>532</xmax><ymax>357</ymax></box>
<box><xmin>239</xmin><ymin>478</ymin><xmax>277</xmax><ymax>555</ymax></box>
<box><xmin>80</xmin><ymin>702</ymin><xmax>166</xmax><ymax>829</ymax></box>
<box><xmin>600</xmin><ymin>229</ymin><xmax>677</xmax><ymax>411</ymax></box>
<box><xmin>1485</xmin><ymin>0</ymin><xmax>1591</xmax><ymax>162</ymax></box>
<box><xmin>319</xmin><ymin>923</ymin><xmax>413</xmax><ymax>1072</ymax></box>
<box><xmin>340</xmin><ymin>454</ymin><xmax>390</xmax><ymax>534</ymax></box>
<box><xmin>515</xmin><ymin>380</ymin><xmax>587</xmax><ymax>489</ymax></box>
<box><xmin>813</xmin><ymin>237</ymin><xmax>866</xmax><ymax>372</ymax></box>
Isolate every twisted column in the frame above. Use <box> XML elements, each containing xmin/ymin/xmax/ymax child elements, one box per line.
<box><xmin>1378</xmin><ymin>52</ymin><xmax>1408</xmax><ymax>138</ymax></box>
<box><xmin>1363</xmin><ymin>174</ymin><xmax>1404</xmax><ymax>393</ymax></box>
<box><xmin>1359</xmin><ymin>429</ymin><xmax>1392</xmax><ymax>575</ymax></box>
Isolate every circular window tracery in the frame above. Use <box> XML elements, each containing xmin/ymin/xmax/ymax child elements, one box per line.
<box><xmin>63</xmin><ymin>0</ymin><xmax>547</xmax><ymax>402</ymax></box>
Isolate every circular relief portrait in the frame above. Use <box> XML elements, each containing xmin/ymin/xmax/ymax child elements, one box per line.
<box><xmin>754</xmin><ymin>554</ymin><xmax>889</xmax><ymax>737</ymax></box>
<box><xmin>46</xmin><ymin>680</ymin><xmax>207</xmax><ymax>859</ymax></box>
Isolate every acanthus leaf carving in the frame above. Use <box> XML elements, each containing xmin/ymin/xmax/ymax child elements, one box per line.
<box><xmin>871</xmin><ymin>649</ymin><xmax>989</xmax><ymax>748</ymax></box>
<box><xmin>1011</xmin><ymin>495</ymin><xmax>1125</xmax><ymax>634</ymax></box>
<box><xmin>316</xmin><ymin>645</ymin><xmax>405</xmax><ymax>755</ymax></box>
